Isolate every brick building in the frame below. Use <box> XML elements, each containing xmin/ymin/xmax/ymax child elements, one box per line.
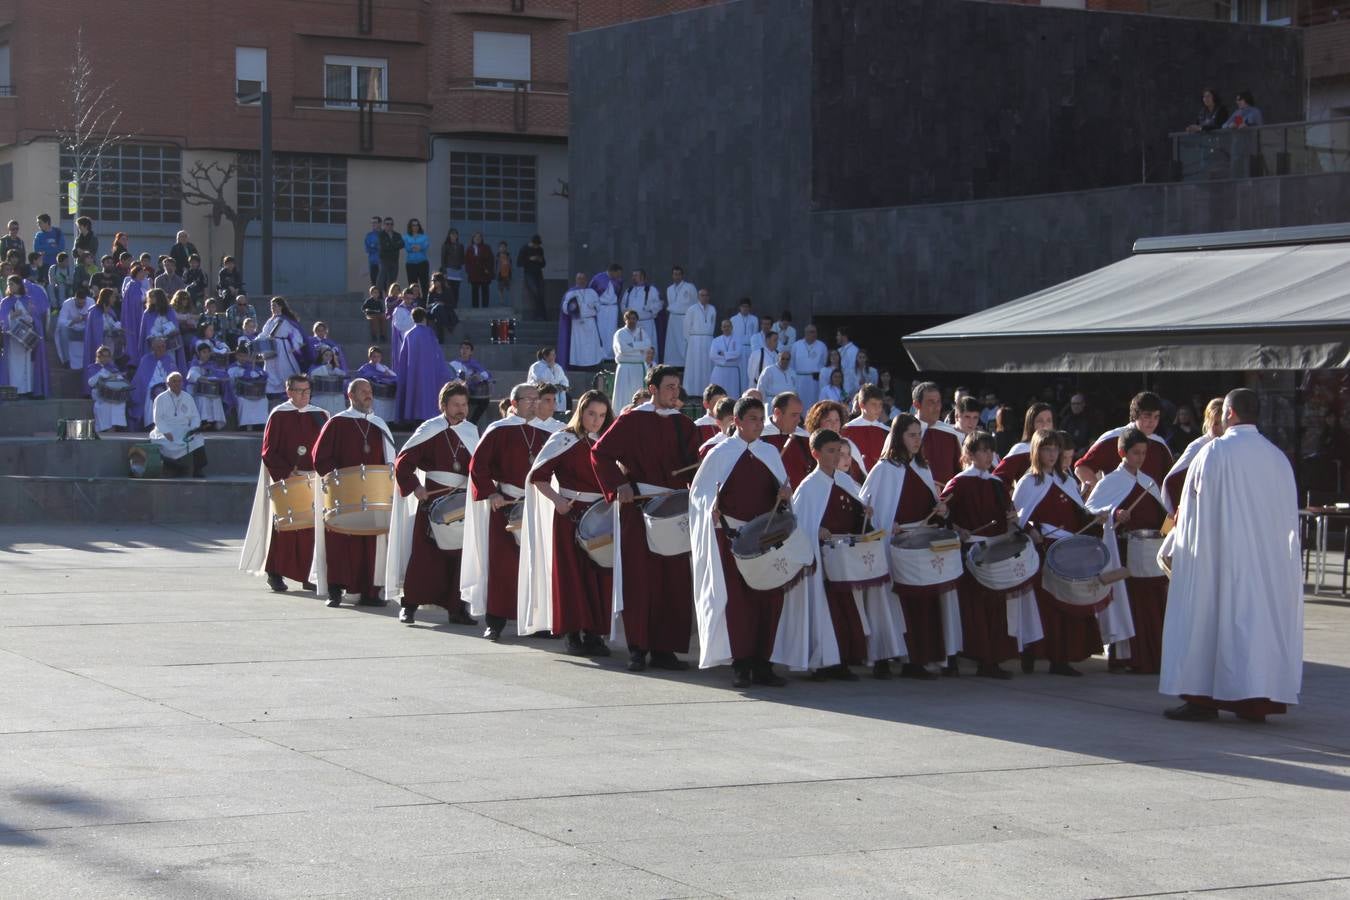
<box><xmin>0</xmin><ymin>0</ymin><xmax>716</xmax><ymax>295</ymax></box>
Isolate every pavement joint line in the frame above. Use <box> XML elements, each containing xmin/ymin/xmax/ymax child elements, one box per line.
<box><xmin>1090</xmin><ymin>874</ymin><xmax>1350</xmax><ymax>899</ymax></box>
<box><xmin>0</xmin><ymin>808</ymin><xmax>307</xmax><ymax>837</ymax></box>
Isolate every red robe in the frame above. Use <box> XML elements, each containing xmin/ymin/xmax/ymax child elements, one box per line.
<box><xmin>892</xmin><ymin>471</ymin><xmax>947</xmax><ymax>666</ymax></box>
<box><xmin>940</xmin><ymin>473</ymin><xmax>1018</xmax><ymax>665</ymax></box>
<box><xmin>591</xmin><ymin>408</ymin><xmax>701</xmax><ymax>652</ymax></box>
<box><xmin>762</xmin><ymin>431</ymin><xmax>812</xmax><ymax>488</ymax></box>
<box><xmin>695</xmin><ymin>422</ymin><xmax>722</xmax><ymax>444</ymax></box>
<box><xmin>262</xmin><ymin>407</ymin><xmax>326</xmax><ymax>583</ymax></box>
<box><xmin>1163</xmin><ymin>464</ymin><xmax>1187</xmax><ymax>512</ymax></box>
<box><xmin>716</xmin><ymin>452</ymin><xmax>785</xmax><ymax>661</ymax></box>
<box><xmin>395</xmin><ymin>426</ymin><xmax>472</xmax><ymax>610</ymax></box>
<box><xmin>992</xmin><ymin>449</ymin><xmax>1030</xmax><ymax>491</ymax></box>
<box><xmin>313</xmin><ymin>415</ymin><xmax>388</xmax><ymax>594</ymax></box>
<box><xmin>1117</xmin><ymin>481</ymin><xmax>1169</xmax><ymax>673</ymax></box>
<box><xmin>470</xmin><ymin>421</ymin><xmax>548</xmax><ymax>621</ymax></box>
<box><xmin>1079</xmin><ymin>429</ymin><xmax>1173</xmax><ymax>484</ymax></box>
<box><xmin>841</xmin><ymin>422</ymin><xmax>888</xmax><ymax>472</ymax></box>
<box><xmin>531</xmin><ymin>436</ymin><xmax>613</xmax><ymax>635</ymax></box>
<box><xmin>820</xmin><ymin>482</ymin><xmax>868</xmax><ymax>665</ymax></box>
<box><xmin>922</xmin><ymin>424</ymin><xmax>962</xmax><ymax>486</ymax></box>
<box><xmin>1026</xmin><ymin>482</ymin><xmax>1103</xmax><ymax>663</ymax></box>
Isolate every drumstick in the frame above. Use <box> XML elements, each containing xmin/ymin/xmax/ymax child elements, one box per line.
<box><xmin>671</xmin><ymin>462</ymin><xmax>700</xmax><ymax>477</ymax></box>
<box><xmin>967</xmin><ymin>518</ymin><xmax>1001</xmax><ymax>536</ymax></box>
<box><xmin>1075</xmin><ymin>489</ymin><xmax>1150</xmax><ymax>535</ymax></box>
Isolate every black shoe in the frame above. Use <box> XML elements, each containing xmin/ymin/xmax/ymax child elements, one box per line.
<box><xmin>1048</xmin><ymin>662</ymin><xmax>1083</xmax><ymax>677</ymax></box>
<box><xmin>648</xmin><ymin>651</ymin><xmax>689</xmax><ymax>671</ymax></box>
<box><xmin>483</xmin><ymin>625</ymin><xmax>502</xmax><ymax>642</ymax></box>
<box><xmin>942</xmin><ymin>658</ymin><xmax>961</xmax><ymax>677</ymax></box>
<box><xmin>529</xmin><ymin>630</ymin><xmax>555</xmax><ymax>640</ymax></box>
<box><xmin>398</xmin><ymin>607</ymin><xmax>415</xmax><ymax>625</ymax></box>
<box><xmin>900</xmin><ymin>663</ymin><xmax>936</xmax><ymax>681</ymax></box>
<box><xmin>830</xmin><ymin>665</ymin><xmax>860</xmax><ymax>682</ymax></box>
<box><xmin>872</xmin><ymin>660</ymin><xmax>893</xmax><ymax>680</ymax></box>
<box><xmin>357</xmin><ymin>594</ymin><xmax>386</xmax><ymax>607</ymax></box>
<box><xmin>977</xmin><ymin>664</ymin><xmax>1013</xmax><ymax>680</ymax></box>
<box><xmin>627</xmin><ymin>650</ymin><xmax>647</xmax><ymax>672</ymax></box>
<box><xmin>1164</xmin><ymin>702</ymin><xmax>1219</xmax><ymax>722</ymax></box>
<box><xmin>326</xmin><ymin>587</ymin><xmax>344</xmax><ymax>608</ymax></box>
<box><xmin>448</xmin><ymin>607</ymin><xmax>478</xmax><ymax>626</ymax></box>
<box><xmin>752</xmin><ymin>663</ymin><xmax>787</xmax><ymax>687</ymax></box>
<box><xmin>564</xmin><ymin>632</ymin><xmax>589</xmax><ymax>656</ymax></box>
<box><xmin>583</xmin><ymin>633</ymin><xmax>611</xmax><ymax>657</ymax></box>
<box><xmin>732</xmin><ymin>663</ymin><xmax>753</xmax><ymax>689</ymax></box>
<box><xmin>266</xmin><ymin>574</ymin><xmax>288</xmax><ymax>593</ymax></box>
<box><xmin>1020</xmin><ymin>651</ymin><xmax>1036</xmax><ymax>675</ymax></box>
<box><xmin>810</xmin><ymin>669</ymin><xmax>829</xmax><ymax>682</ymax></box>
<box><xmin>302</xmin><ymin>581</ymin><xmax>316</xmax><ymax>592</ymax></box>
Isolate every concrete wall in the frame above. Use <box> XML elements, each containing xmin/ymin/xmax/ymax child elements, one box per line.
<box><xmin>346</xmin><ymin>157</ymin><xmax>428</xmax><ymax>292</ymax></box>
<box><xmin>0</xmin><ymin>140</ymin><xmax>59</xmax><ymax>231</ymax></box>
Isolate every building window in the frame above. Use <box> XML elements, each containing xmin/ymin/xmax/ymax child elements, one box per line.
<box><xmin>59</xmin><ymin>143</ymin><xmax>182</xmax><ymax>223</ymax></box>
<box><xmin>236</xmin><ymin>47</ymin><xmax>267</xmax><ymax>103</ymax></box>
<box><xmin>473</xmin><ymin>32</ymin><xmax>530</xmax><ymax>89</ymax></box>
<box><xmin>237</xmin><ymin>153</ymin><xmax>347</xmax><ymax>225</ymax></box>
<box><xmin>449</xmin><ymin>152</ymin><xmax>536</xmax><ymax>223</ymax></box>
<box><xmin>0</xmin><ymin>163</ymin><xmax>12</xmax><ymax>203</ymax></box>
<box><xmin>0</xmin><ymin>44</ymin><xmax>11</xmax><ymax>96</ymax></box>
<box><xmin>1231</xmin><ymin>0</ymin><xmax>1292</xmax><ymax>24</ymax></box>
<box><xmin>324</xmin><ymin>55</ymin><xmax>387</xmax><ymax>109</ymax></box>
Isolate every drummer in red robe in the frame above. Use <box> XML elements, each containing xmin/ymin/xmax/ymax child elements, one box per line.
<box><xmin>313</xmin><ymin>378</ymin><xmax>396</xmax><ymax>607</ymax></box>
<box><xmin>591</xmin><ymin>364</ymin><xmax>702</xmax><ymax>672</ymax></box>
<box><xmin>993</xmin><ymin>402</ymin><xmax>1054</xmax><ymax>490</ymax></box>
<box><xmin>465</xmin><ymin>383</ymin><xmax>546</xmax><ymax>641</ymax></box>
<box><xmin>760</xmin><ymin>392</ymin><xmax>812</xmax><ymax>488</ymax></box>
<box><xmin>913</xmin><ymin>381</ymin><xmax>963</xmax><ymax>485</ymax></box>
<box><xmin>809</xmin><ymin>430</ymin><xmax>869</xmax><ymax>680</ymax></box>
<box><xmin>841</xmin><ymin>384</ymin><xmax>890</xmax><ymax>472</ymax></box>
<box><xmin>527</xmin><ymin>389</ymin><xmax>615</xmax><ymax>656</ymax></box>
<box><xmin>392</xmin><ymin>381</ymin><xmax>478</xmax><ymax>626</ymax></box>
<box><xmin>1075</xmin><ymin>391</ymin><xmax>1173</xmax><ymax>491</ymax></box>
<box><xmin>693</xmin><ymin>384</ymin><xmax>727</xmax><ymax>443</ymax></box>
<box><xmin>261</xmin><ymin>374</ymin><xmax>327</xmax><ymax>593</ymax></box>
<box><xmin>940</xmin><ymin>430</ymin><xmax>1021</xmax><ymax>678</ymax></box>
<box><xmin>1013</xmin><ymin>429</ymin><xmax>1105</xmax><ymax>676</ymax></box>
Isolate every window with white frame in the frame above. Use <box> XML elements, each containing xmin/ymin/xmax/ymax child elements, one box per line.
<box><xmin>473</xmin><ymin>32</ymin><xmax>530</xmax><ymax>90</ymax></box>
<box><xmin>1231</xmin><ymin>0</ymin><xmax>1292</xmax><ymax>25</ymax></box>
<box><xmin>236</xmin><ymin>47</ymin><xmax>267</xmax><ymax>103</ymax></box>
<box><xmin>58</xmin><ymin>143</ymin><xmax>182</xmax><ymax>223</ymax></box>
<box><xmin>449</xmin><ymin>152</ymin><xmax>536</xmax><ymax>223</ymax></box>
<box><xmin>237</xmin><ymin>153</ymin><xmax>348</xmax><ymax>225</ymax></box>
<box><xmin>324</xmin><ymin>55</ymin><xmax>387</xmax><ymax>109</ymax></box>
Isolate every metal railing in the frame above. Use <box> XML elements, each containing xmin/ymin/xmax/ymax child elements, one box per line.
<box><xmin>443</xmin><ymin>79</ymin><xmax>567</xmax><ymax>132</ymax></box>
<box><xmin>1169</xmin><ymin>117</ymin><xmax>1350</xmax><ymax>182</ymax></box>
<box><xmin>290</xmin><ymin>96</ymin><xmax>431</xmax><ymax>152</ymax></box>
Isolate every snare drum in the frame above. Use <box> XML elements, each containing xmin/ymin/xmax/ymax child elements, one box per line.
<box><xmin>889</xmin><ymin>526</ymin><xmax>963</xmax><ymax>589</ymax></box>
<box><xmin>193</xmin><ymin>378</ymin><xmax>224</xmax><ymax>398</ymax></box>
<box><xmin>105</xmin><ymin>325</ymin><xmax>126</xmax><ymax>359</ymax></box>
<box><xmin>576</xmin><ymin>500</ymin><xmax>615</xmax><ymax>568</ymax></box>
<box><xmin>156</xmin><ymin>331</ymin><xmax>183</xmax><ymax>355</ymax></box>
<box><xmin>1124</xmin><ymin>529</ymin><xmax>1166</xmax><ymax>579</ymax></box>
<box><xmin>96</xmin><ymin>378</ymin><xmax>132</xmax><ymax>403</ymax></box>
<box><xmin>506</xmin><ymin>501</ymin><xmax>525</xmax><ymax>545</ymax></box>
<box><xmin>311</xmin><ymin>374</ymin><xmax>345</xmax><ymax>396</ymax></box>
<box><xmin>730</xmin><ymin>510</ymin><xmax>815</xmax><ymax>592</ymax></box>
<box><xmin>966</xmin><ymin>532</ymin><xmax>1039</xmax><ymax>592</ymax></box>
<box><xmin>489</xmin><ymin>318</ymin><xmax>516</xmax><ymax>344</ymax></box>
<box><xmin>321</xmin><ymin>464</ymin><xmax>395</xmax><ymax>535</ymax></box>
<box><xmin>822</xmin><ymin>532</ymin><xmax>891</xmax><ymax>589</ymax></box>
<box><xmin>643</xmin><ymin>490</ymin><xmax>690</xmax><ymax>556</ymax></box>
<box><xmin>1042</xmin><ymin>535</ymin><xmax>1127</xmax><ymax>614</ymax></box>
<box><xmin>252</xmin><ymin>336</ymin><xmax>279</xmax><ymax>359</ymax></box>
<box><xmin>371</xmin><ymin>381</ymin><xmax>398</xmax><ymax>400</ymax></box>
<box><xmin>68</xmin><ymin>322</ymin><xmax>87</xmax><ymax>341</ymax></box>
<box><xmin>268</xmin><ymin>473</ymin><xmax>316</xmax><ymax>532</ymax></box>
<box><xmin>426</xmin><ymin>490</ymin><xmax>468</xmax><ymax>551</ymax></box>
<box><xmin>8</xmin><ymin>319</ymin><xmax>38</xmax><ymax>350</ymax></box>
<box><xmin>235</xmin><ymin>378</ymin><xmax>268</xmax><ymax>400</ymax></box>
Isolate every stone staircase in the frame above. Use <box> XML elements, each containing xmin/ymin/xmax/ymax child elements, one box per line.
<box><xmin>1</xmin><ymin>293</ymin><xmax>567</xmax><ymax>524</ymax></box>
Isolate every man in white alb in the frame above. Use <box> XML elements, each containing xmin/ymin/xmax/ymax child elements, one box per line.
<box><xmin>790</xmin><ymin>324</ymin><xmax>827</xmax><ymax>407</ymax></box>
<box><xmin>730</xmin><ymin>298</ymin><xmax>758</xmax><ymax>363</ymax></box>
<box><xmin>150</xmin><ymin>371</ymin><xmax>207</xmax><ymax>477</ymax></box>
<box><xmin>757</xmin><ymin>347</ymin><xmax>795</xmax><ymax>399</ymax></box>
<box><xmin>620</xmin><ymin>269</ymin><xmax>662</xmax><ymax>336</ymax></box>
<box><xmin>663</xmin><ymin>266</ymin><xmax>697</xmax><ymax>366</ymax></box>
<box><xmin>683</xmin><ymin>287</ymin><xmax>717</xmax><ymax>395</ymax></box>
<box><xmin>746</xmin><ymin>329</ymin><xmax>778</xmax><ymax>388</ymax></box>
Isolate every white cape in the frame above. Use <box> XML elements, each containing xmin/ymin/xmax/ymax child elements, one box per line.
<box><xmin>239</xmin><ymin>401</ymin><xmax>330</xmax><ymax>577</ymax></box>
<box><xmin>311</xmin><ymin>408</ymin><xmax>397</xmax><ymax>598</ymax></box>
<box><xmin>517</xmin><ymin>430</ymin><xmax>580</xmax><ymax>635</ymax></box>
<box><xmin>459</xmin><ymin>414</ymin><xmax>528</xmax><ymax>617</ymax></box>
<box><xmin>1083</xmin><ymin>466</ymin><xmax>1156</xmax><ymax>647</ymax></box>
<box><xmin>1159</xmin><ymin>425</ymin><xmax>1303</xmax><ymax>704</ymax></box>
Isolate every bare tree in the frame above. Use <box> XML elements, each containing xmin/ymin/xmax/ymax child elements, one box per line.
<box><xmin>53</xmin><ymin>28</ymin><xmax>130</xmax><ymax>216</ymax></box>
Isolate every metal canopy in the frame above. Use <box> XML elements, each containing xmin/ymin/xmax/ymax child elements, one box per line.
<box><xmin>903</xmin><ymin>223</ymin><xmax>1350</xmax><ymax>373</ymax></box>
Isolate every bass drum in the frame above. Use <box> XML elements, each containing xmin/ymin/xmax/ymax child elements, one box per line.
<box><xmin>321</xmin><ymin>464</ymin><xmax>395</xmax><ymax>535</ymax></box>
<box><xmin>426</xmin><ymin>491</ymin><xmax>468</xmax><ymax>551</ymax></box>
<box><xmin>965</xmin><ymin>532</ymin><xmax>1039</xmax><ymax>593</ymax></box>
<box><xmin>643</xmin><ymin>490</ymin><xmax>691</xmax><ymax>556</ymax></box>
<box><xmin>1042</xmin><ymin>535</ymin><xmax>1121</xmax><ymax>614</ymax></box>
<box><xmin>575</xmin><ymin>500</ymin><xmax>615</xmax><ymax>568</ymax></box>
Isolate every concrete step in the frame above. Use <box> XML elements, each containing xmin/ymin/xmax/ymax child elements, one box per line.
<box><xmin>0</xmin><ymin>474</ymin><xmax>255</xmax><ymax>524</ymax></box>
<box><xmin>0</xmin><ymin>399</ymin><xmax>100</xmax><ymax>436</ymax></box>
<box><xmin>0</xmin><ymin>434</ymin><xmax>266</xmax><ymax>478</ymax></box>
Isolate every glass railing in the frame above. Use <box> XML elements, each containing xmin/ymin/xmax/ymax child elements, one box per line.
<box><xmin>1169</xmin><ymin>117</ymin><xmax>1350</xmax><ymax>182</ymax></box>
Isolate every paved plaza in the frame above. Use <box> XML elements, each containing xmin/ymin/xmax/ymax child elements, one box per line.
<box><xmin>2</xmin><ymin>525</ymin><xmax>1349</xmax><ymax>899</ymax></box>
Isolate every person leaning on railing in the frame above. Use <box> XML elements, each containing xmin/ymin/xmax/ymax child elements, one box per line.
<box><xmin>1183</xmin><ymin>87</ymin><xmax>1228</xmax><ymax>134</ymax></box>
<box><xmin>1222</xmin><ymin>91</ymin><xmax>1263</xmax><ymax>129</ymax></box>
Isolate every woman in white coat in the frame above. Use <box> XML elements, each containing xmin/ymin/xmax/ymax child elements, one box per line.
<box><xmin>528</xmin><ymin>346</ymin><xmax>570</xmax><ymax>412</ymax></box>
<box><xmin>258</xmin><ymin>297</ymin><xmax>305</xmax><ymax>397</ymax></box>
<box><xmin>611</xmin><ymin>310</ymin><xmax>652</xmax><ymax>410</ymax></box>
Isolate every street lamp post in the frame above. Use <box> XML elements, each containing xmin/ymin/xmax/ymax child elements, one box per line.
<box><xmin>259</xmin><ymin>91</ymin><xmax>273</xmax><ymax>296</ymax></box>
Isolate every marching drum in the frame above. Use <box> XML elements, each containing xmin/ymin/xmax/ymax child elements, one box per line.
<box><xmin>194</xmin><ymin>378</ymin><xmax>224</xmax><ymax>398</ymax></box>
<box><xmin>251</xmin><ymin>336</ymin><xmax>279</xmax><ymax>359</ymax></box>
<box><xmin>889</xmin><ymin>526</ymin><xmax>964</xmax><ymax>589</ymax></box>
<box><xmin>822</xmin><ymin>531</ymin><xmax>891</xmax><ymax>589</ymax></box>
<box><xmin>731</xmin><ymin>509</ymin><xmax>815</xmax><ymax>591</ymax></box>
<box><xmin>209</xmin><ymin>350</ymin><xmax>230</xmax><ymax>368</ymax></box>
<box><xmin>1042</xmin><ymin>535</ymin><xmax>1128</xmax><ymax>612</ymax></box>
<box><xmin>1124</xmin><ymin>529</ymin><xmax>1167</xmax><ymax>579</ymax></box>
<box><xmin>576</xmin><ymin>500</ymin><xmax>616</xmax><ymax>568</ymax></box>
<box><xmin>643</xmin><ymin>490</ymin><xmax>691</xmax><ymax>556</ymax></box>
<box><xmin>321</xmin><ymin>464</ymin><xmax>395</xmax><ymax>535</ymax></box>
<box><xmin>68</xmin><ymin>322</ymin><xmax>86</xmax><ymax>341</ymax></box>
<box><xmin>96</xmin><ymin>378</ymin><xmax>132</xmax><ymax>403</ymax></box>
<box><xmin>235</xmin><ymin>378</ymin><xmax>268</xmax><ymax>400</ymax></box>
<box><xmin>506</xmin><ymin>501</ymin><xmax>525</xmax><ymax>545</ymax></box>
<box><xmin>268</xmin><ymin>473</ymin><xmax>316</xmax><ymax>532</ymax></box>
<box><xmin>8</xmin><ymin>320</ymin><xmax>38</xmax><ymax>350</ymax></box>
<box><xmin>371</xmin><ymin>381</ymin><xmax>397</xmax><ymax>400</ymax></box>
<box><xmin>966</xmin><ymin>532</ymin><xmax>1040</xmax><ymax>592</ymax></box>
<box><xmin>426</xmin><ymin>491</ymin><xmax>468</xmax><ymax>551</ymax></box>
<box><xmin>488</xmin><ymin>318</ymin><xmax>516</xmax><ymax>344</ymax></box>
<box><xmin>105</xmin><ymin>324</ymin><xmax>126</xmax><ymax>359</ymax></box>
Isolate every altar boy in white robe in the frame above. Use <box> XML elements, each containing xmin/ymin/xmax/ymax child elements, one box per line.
<box><xmin>683</xmin><ymin>288</ymin><xmax>717</xmax><ymax>394</ymax></box>
<box><xmin>663</xmin><ymin>266</ymin><xmax>697</xmax><ymax>366</ymax></box>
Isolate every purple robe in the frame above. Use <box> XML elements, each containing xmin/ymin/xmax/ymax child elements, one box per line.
<box><xmin>190</xmin><ymin>361</ymin><xmax>236</xmax><ymax>409</ymax></box>
<box><xmin>83</xmin><ymin>306</ymin><xmax>128</xmax><ymax>387</ymax></box>
<box><xmin>556</xmin><ymin>300</ymin><xmax>573</xmax><ymax>370</ymax></box>
<box><xmin>121</xmin><ymin>279</ymin><xmax>148</xmax><ymax>348</ymax></box>
<box><xmin>395</xmin><ymin>323</ymin><xmax>451</xmax><ymax>423</ymax></box>
<box><xmin>138</xmin><ymin>308</ymin><xmax>186</xmax><ymax>372</ymax></box>
<box><xmin>356</xmin><ymin>362</ymin><xmax>397</xmax><ymax>389</ymax></box>
<box><xmin>0</xmin><ymin>293</ymin><xmax>51</xmax><ymax>398</ymax></box>
<box><xmin>303</xmin><ymin>336</ymin><xmax>348</xmax><ymax>371</ymax></box>
<box><xmin>230</xmin><ymin>361</ymin><xmax>268</xmax><ymax>414</ymax></box>
<box><xmin>129</xmin><ymin>350</ymin><xmax>180</xmax><ymax>429</ymax></box>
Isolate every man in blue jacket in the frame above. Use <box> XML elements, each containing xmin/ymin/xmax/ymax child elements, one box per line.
<box><xmin>33</xmin><ymin>214</ymin><xmax>64</xmax><ymax>268</ymax></box>
<box><xmin>363</xmin><ymin>215</ymin><xmax>381</xmax><ymax>287</ymax></box>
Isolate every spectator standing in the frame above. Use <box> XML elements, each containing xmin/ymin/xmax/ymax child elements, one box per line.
<box><xmin>518</xmin><ymin>234</ymin><xmax>547</xmax><ymax>319</ymax></box>
<box><xmin>168</xmin><ymin>231</ymin><xmax>198</xmax><ymax>275</ymax></box>
<box><xmin>216</xmin><ymin>256</ymin><xmax>244</xmax><ymax>304</ymax></box>
<box><xmin>426</xmin><ymin>271</ymin><xmax>457</xmax><ymax>343</ymax></box>
<box><xmin>464</xmin><ymin>231</ymin><xmax>493</xmax><ymax>309</ymax></box>
<box><xmin>363</xmin><ymin>215</ymin><xmax>382</xmax><ymax>286</ymax></box>
<box><xmin>376</xmin><ymin>216</ymin><xmax>404</xmax><ymax>294</ymax></box>
<box><xmin>1223</xmin><ymin>91</ymin><xmax>1263</xmax><ymax>129</ymax></box>
<box><xmin>439</xmin><ymin>227</ymin><xmax>466</xmax><ymax>307</ymax></box>
<box><xmin>1059</xmin><ymin>392</ymin><xmax>1094</xmax><ymax>451</ymax></box>
<box><xmin>403</xmin><ymin>217</ymin><xmax>430</xmax><ymax>295</ymax></box>
<box><xmin>1184</xmin><ymin>88</ymin><xmax>1228</xmax><ymax>133</ymax></box>
<box><xmin>496</xmin><ymin>241</ymin><xmax>513</xmax><ymax>306</ymax></box>
<box><xmin>33</xmin><ymin>214</ymin><xmax>65</xmax><ymax>270</ymax></box>
<box><xmin>1167</xmin><ymin>404</ymin><xmax>1200</xmax><ymax>455</ymax></box>
<box><xmin>183</xmin><ymin>254</ymin><xmax>207</xmax><ymax>306</ymax></box>
<box><xmin>111</xmin><ymin>233</ymin><xmax>131</xmax><ymax>273</ymax></box>
<box><xmin>155</xmin><ymin>256</ymin><xmax>186</xmax><ymax>296</ymax></box>
<box><xmin>1</xmin><ymin>220</ymin><xmax>24</xmax><ymax>261</ymax></box>
<box><xmin>73</xmin><ymin>216</ymin><xmax>98</xmax><ymax>264</ymax></box>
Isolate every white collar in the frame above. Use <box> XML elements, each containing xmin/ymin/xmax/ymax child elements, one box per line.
<box><xmin>633</xmin><ymin>401</ymin><xmax>680</xmax><ymax>417</ymax></box>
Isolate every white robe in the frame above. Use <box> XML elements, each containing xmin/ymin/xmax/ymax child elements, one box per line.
<box><xmin>663</xmin><ymin>280</ymin><xmax>697</xmax><ymax>365</ymax></box>
<box><xmin>620</xmin><ymin>283</ymin><xmax>661</xmax><ymax>328</ymax></box>
<box><xmin>789</xmin><ymin>339</ymin><xmax>827</xmax><ymax>407</ymax></box>
<box><xmin>682</xmin><ymin>303</ymin><xmax>717</xmax><ymax>395</ymax></box>
<box><xmin>260</xmin><ymin>316</ymin><xmax>304</xmax><ymax>394</ymax></box>
<box><xmin>1159</xmin><ymin>425</ymin><xmax>1303</xmax><ymax>704</ymax></box>
<box><xmin>527</xmin><ymin>360</ymin><xmax>570</xmax><ymax>412</ymax></box>
<box><xmin>58</xmin><ymin>297</ymin><xmax>90</xmax><ymax>369</ymax></box>
<box><xmin>149</xmin><ymin>389</ymin><xmax>204</xmax><ymax>459</ymax></box>
<box><xmin>363</xmin><ymin>362</ymin><xmax>398</xmax><ymax>424</ymax></box>
<box><xmin>563</xmin><ymin>288</ymin><xmax>604</xmax><ymax>368</ymax></box>
<box><xmin>837</xmin><ymin>342</ymin><xmax>860</xmax><ymax>395</ymax></box>
<box><xmin>308</xmin><ymin>364</ymin><xmax>349</xmax><ymax>416</ymax></box>
<box><xmin>238</xmin><ymin>402</ymin><xmax>331</xmax><ymax>577</ymax></box>
<box><xmin>611</xmin><ymin>325</ymin><xmax>652</xmax><ymax>410</ymax></box>
<box><xmin>596</xmin><ymin>282</ymin><xmax>620</xmax><ymax>343</ymax></box>
<box><xmin>229</xmin><ymin>365</ymin><xmax>270</xmax><ymax>427</ymax></box>
<box><xmin>516</xmin><ymin>430</ymin><xmax>588</xmax><ymax>636</ymax></box>
<box><xmin>88</xmin><ymin>366</ymin><xmax>128</xmax><ymax>432</ymax></box>
<box><xmin>730</xmin><ymin>312</ymin><xmax>758</xmax><ymax>359</ymax></box>
<box><xmin>4</xmin><ymin>300</ymin><xmax>34</xmax><ymax>394</ymax></box>
<box><xmin>756</xmin><ymin>364</ymin><xmax>795</xmax><ymax>400</ymax></box>
<box><xmin>187</xmin><ymin>364</ymin><xmax>227</xmax><ymax>425</ymax></box>
<box><xmin>140</xmin><ymin>357</ymin><xmax>172</xmax><ymax>427</ymax></box>
<box><xmin>708</xmin><ymin>334</ymin><xmax>742</xmax><ymax>398</ymax></box>
<box><xmin>1082</xmin><ymin>467</ymin><xmax>1156</xmax><ymax>648</ymax></box>
<box><xmin>746</xmin><ymin>346</ymin><xmax>777</xmax><ymax>388</ymax></box>
<box><xmin>772</xmin><ymin>323</ymin><xmax>796</xmax><ymax>347</ymax></box>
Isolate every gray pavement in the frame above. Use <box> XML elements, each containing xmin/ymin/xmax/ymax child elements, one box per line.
<box><xmin>2</xmin><ymin>525</ymin><xmax>1349</xmax><ymax>899</ymax></box>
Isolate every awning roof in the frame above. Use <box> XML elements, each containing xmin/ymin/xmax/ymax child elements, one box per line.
<box><xmin>902</xmin><ymin>223</ymin><xmax>1350</xmax><ymax>373</ymax></box>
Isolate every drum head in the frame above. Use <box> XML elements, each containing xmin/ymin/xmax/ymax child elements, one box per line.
<box><xmin>644</xmin><ymin>490</ymin><xmax>689</xmax><ymax>519</ymax></box>
<box><xmin>428</xmin><ymin>491</ymin><xmax>467</xmax><ymax>524</ymax></box>
<box><xmin>1045</xmin><ymin>536</ymin><xmax>1111</xmax><ymax>577</ymax></box>
<box><xmin>893</xmin><ymin>526</ymin><xmax>959</xmax><ymax>550</ymax></box>
<box><xmin>577</xmin><ymin>501</ymin><xmax>615</xmax><ymax>541</ymax></box>
<box><xmin>972</xmin><ymin>532</ymin><xmax>1030</xmax><ymax>564</ymax></box>
<box><xmin>731</xmin><ymin>510</ymin><xmax>798</xmax><ymax>558</ymax></box>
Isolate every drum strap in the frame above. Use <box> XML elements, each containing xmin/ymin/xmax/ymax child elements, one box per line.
<box><xmin>426</xmin><ymin>471</ymin><xmax>467</xmax><ymax>489</ymax></box>
<box><xmin>498</xmin><ymin>482</ymin><xmax>526</xmax><ymax>499</ymax></box>
<box><xmin>559</xmin><ymin>487</ymin><xmax>603</xmax><ymax>502</ymax></box>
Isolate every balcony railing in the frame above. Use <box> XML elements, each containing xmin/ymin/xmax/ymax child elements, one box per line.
<box><xmin>443</xmin><ymin>79</ymin><xmax>567</xmax><ymax>132</ymax></box>
<box><xmin>291</xmin><ymin>96</ymin><xmax>431</xmax><ymax>152</ymax></box>
<box><xmin>1169</xmin><ymin>117</ymin><xmax>1350</xmax><ymax>182</ymax></box>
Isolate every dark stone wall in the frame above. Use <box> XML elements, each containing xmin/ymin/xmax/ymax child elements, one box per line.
<box><xmin>812</xmin><ymin>0</ymin><xmax>1305</xmax><ymax>209</ymax></box>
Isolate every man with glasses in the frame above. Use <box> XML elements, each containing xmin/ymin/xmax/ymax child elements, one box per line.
<box><xmin>239</xmin><ymin>373</ymin><xmax>329</xmax><ymax>594</ymax></box>
<box><xmin>376</xmin><ymin>217</ymin><xmax>404</xmax><ymax>295</ymax></box>
<box><xmin>364</xmin><ymin>216</ymin><xmax>382</xmax><ymax>287</ymax></box>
